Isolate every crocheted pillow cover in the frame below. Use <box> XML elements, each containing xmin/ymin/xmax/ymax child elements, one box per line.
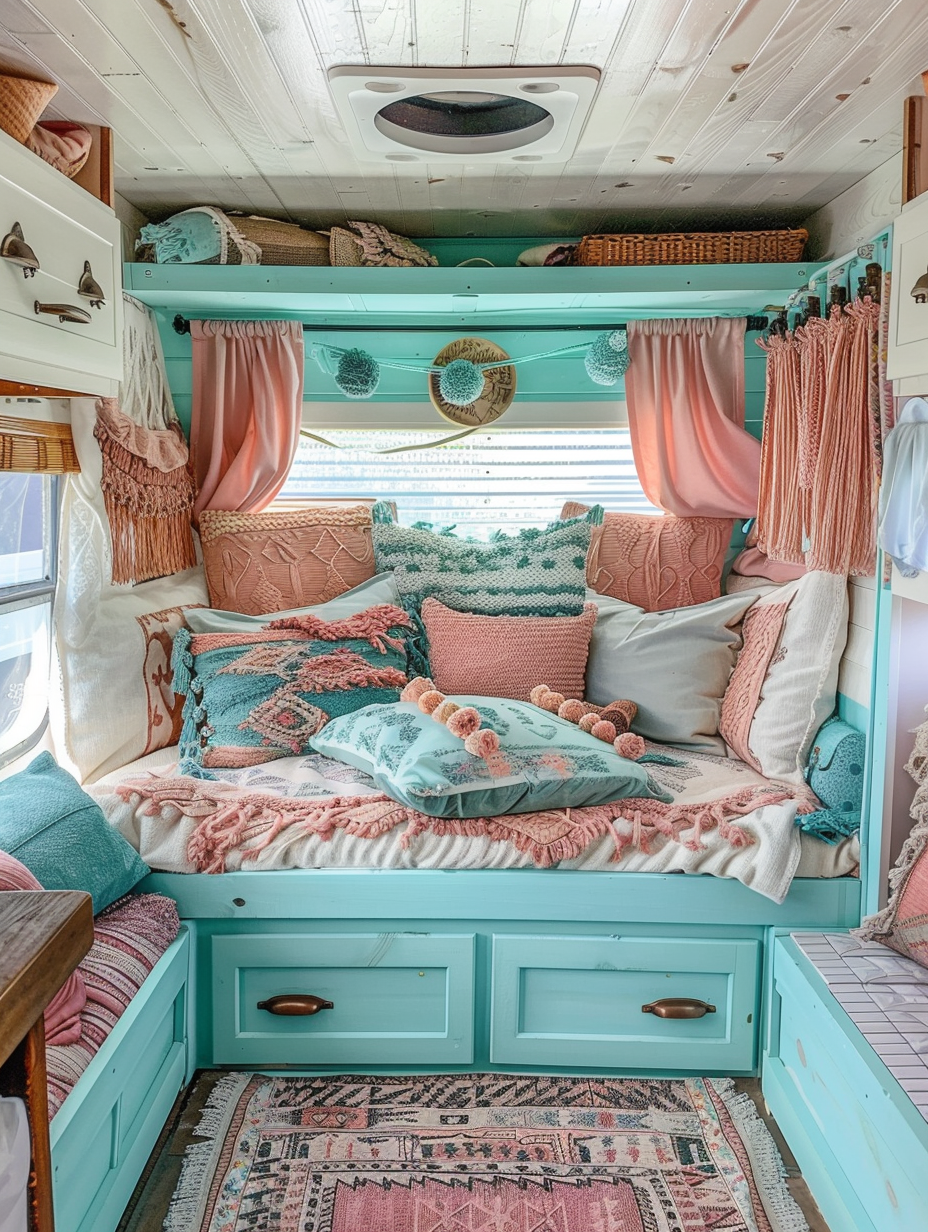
<box><xmin>173</xmin><ymin>603</ymin><xmax>412</xmax><ymax>769</ymax></box>
<box><xmin>309</xmin><ymin>697</ymin><xmax>670</xmax><ymax>820</ymax></box>
<box><xmin>561</xmin><ymin>501</ymin><xmax>731</xmax><ymax>611</ymax></box>
<box><xmin>199</xmin><ymin>504</ymin><xmax>377</xmax><ymax>615</ymax></box>
<box><xmin>421</xmin><ymin>598</ymin><xmax>596</xmax><ymax>702</ymax></box>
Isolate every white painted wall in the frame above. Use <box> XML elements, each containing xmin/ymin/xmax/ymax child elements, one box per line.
<box><xmin>803</xmin><ymin>153</ymin><xmax>902</xmax><ymax>262</ymax></box>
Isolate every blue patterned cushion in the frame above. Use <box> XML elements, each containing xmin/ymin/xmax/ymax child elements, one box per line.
<box><xmin>371</xmin><ymin>504</ymin><xmax>603</xmax><ymax>673</ymax></box>
<box><xmin>309</xmin><ymin>697</ymin><xmax>670</xmax><ymax>819</ymax></box>
<box><xmin>173</xmin><ymin>604</ymin><xmax>411</xmax><ymax>770</ymax></box>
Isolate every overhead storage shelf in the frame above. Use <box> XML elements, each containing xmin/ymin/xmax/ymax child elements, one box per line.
<box><xmin>123</xmin><ymin>261</ymin><xmax>818</xmax><ymax>327</ymax></box>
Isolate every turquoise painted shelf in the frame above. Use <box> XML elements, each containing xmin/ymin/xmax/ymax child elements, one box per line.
<box><xmin>124</xmin><ymin>261</ymin><xmax>819</xmax><ymax>326</ymax></box>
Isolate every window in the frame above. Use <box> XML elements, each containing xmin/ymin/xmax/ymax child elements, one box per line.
<box><xmin>0</xmin><ymin>473</ymin><xmax>57</xmax><ymax>767</ymax></box>
<box><xmin>280</xmin><ymin>428</ymin><xmax>656</xmax><ymax>536</ymax></box>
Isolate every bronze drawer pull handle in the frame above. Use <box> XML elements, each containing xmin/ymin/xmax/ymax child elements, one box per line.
<box><xmin>257</xmin><ymin>994</ymin><xmax>334</xmax><ymax>1016</ymax></box>
<box><xmin>642</xmin><ymin>997</ymin><xmax>716</xmax><ymax>1019</ymax></box>
<box><xmin>34</xmin><ymin>300</ymin><xmax>92</xmax><ymax>324</ymax></box>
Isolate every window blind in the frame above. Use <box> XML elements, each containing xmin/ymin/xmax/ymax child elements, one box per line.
<box><xmin>280</xmin><ymin>428</ymin><xmax>656</xmax><ymax>536</ymax></box>
<box><xmin>0</xmin><ymin>415</ymin><xmax>78</xmax><ymax>473</ymax></box>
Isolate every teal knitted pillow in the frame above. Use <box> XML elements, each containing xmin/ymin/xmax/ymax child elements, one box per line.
<box><xmin>309</xmin><ymin>697</ymin><xmax>670</xmax><ymax>820</ymax></box>
<box><xmin>173</xmin><ymin>603</ymin><xmax>412</xmax><ymax>770</ymax></box>
<box><xmin>0</xmin><ymin>752</ymin><xmax>148</xmax><ymax>912</ymax></box>
<box><xmin>371</xmin><ymin>503</ymin><xmax>603</xmax><ymax>673</ymax></box>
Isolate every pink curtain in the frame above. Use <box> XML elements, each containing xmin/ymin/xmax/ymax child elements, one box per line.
<box><xmin>625</xmin><ymin>317</ymin><xmax>760</xmax><ymax>517</ymax></box>
<box><xmin>191</xmin><ymin>319</ymin><xmax>304</xmax><ymax>521</ymax></box>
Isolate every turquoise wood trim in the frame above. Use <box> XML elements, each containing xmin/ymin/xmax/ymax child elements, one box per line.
<box><xmin>488</xmin><ymin>934</ymin><xmax>759</xmax><ymax>1073</ymax></box>
<box><xmin>211</xmin><ymin>931</ymin><xmax>475</xmax><ymax>1066</ymax></box>
<box><xmin>864</xmin><ymin>564</ymin><xmax>894</xmax><ymax>916</ymax></box>
<box><xmin>50</xmin><ymin>930</ymin><xmax>189</xmax><ymax>1232</ymax></box>
<box><xmin>836</xmin><ymin>692</ymin><xmax>868</xmax><ymax>731</ymax></box>
<box><xmin>420</xmin><ymin>237</ymin><xmax>579</xmax><ymax>266</ymax></box>
<box><xmin>762</xmin><ymin>1059</ymin><xmax>879</xmax><ymax>1232</ymax></box>
<box><xmin>140</xmin><ymin>869</ymin><xmax>861</xmax><ymax>928</ymax></box>
<box><xmin>125</xmin><ymin>261</ymin><xmax>821</xmax><ymax>323</ymax></box>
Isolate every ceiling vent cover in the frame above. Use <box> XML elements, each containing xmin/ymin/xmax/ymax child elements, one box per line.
<box><xmin>327</xmin><ymin>66</ymin><xmax>600</xmax><ymax>163</ymax></box>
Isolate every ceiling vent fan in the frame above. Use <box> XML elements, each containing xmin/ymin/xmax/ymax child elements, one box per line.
<box><xmin>327</xmin><ymin>65</ymin><xmax>600</xmax><ymax>163</ymax></box>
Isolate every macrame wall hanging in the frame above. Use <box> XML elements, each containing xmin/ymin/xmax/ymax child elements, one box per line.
<box><xmin>94</xmin><ymin>295</ymin><xmax>197</xmax><ymax>585</ymax></box>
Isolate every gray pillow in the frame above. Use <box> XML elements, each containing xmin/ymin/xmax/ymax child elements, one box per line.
<box><xmin>184</xmin><ymin>571</ymin><xmax>403</xmax><ymax>634</ymax></box>
<box><xmin>585</xmin><ymin>589</ymin><xmax>758</xmax><ymax>753</ymax></box>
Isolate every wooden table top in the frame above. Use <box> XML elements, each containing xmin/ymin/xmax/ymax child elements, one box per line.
<box><xmin>0</xmin><ymin>890</ymin><xmax>93</xmax><ymax>1068</ymax></box>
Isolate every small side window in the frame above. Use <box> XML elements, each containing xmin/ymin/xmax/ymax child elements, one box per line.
<box><xmin>0</xmin><ymin>472</ymin><xmax>57</xmax><ymax>768</ymax></box>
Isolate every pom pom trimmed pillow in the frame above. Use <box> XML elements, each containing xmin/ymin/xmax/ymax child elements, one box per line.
<box><xmin>174</xmin><ymin>602</ymin><xmax>412</xmax><ymax>768</ymax></box>
<box><xmin>309</xmin><ymin>697</ymin><xmax>669</xmax><ymax>819</ymax></box>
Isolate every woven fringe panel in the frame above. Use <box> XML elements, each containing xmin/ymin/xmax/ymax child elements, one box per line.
<box><xmin>755</xmin><ymin>333</ymin><xmax>803</xmax><ymax>563</ymax></box>
<box><xmin>94</xmin><ymin>418</ymin><xmax>197</xmax><ymax>585</ymax></box>
<box><xmin>0</xmin><ymin>416</ymin><xmax>79</xmax><ymax>473</ymax></box>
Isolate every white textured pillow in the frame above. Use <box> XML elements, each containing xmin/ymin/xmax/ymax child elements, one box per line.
<box><xmin>585</xmin><ymin>590</ymin><xmax>758</xmax><ymax>753</ymax></box>
<box><xmin>719</xmin><ymin>571</ymin><xmax>848</xmax><ymax>783</ymax></box>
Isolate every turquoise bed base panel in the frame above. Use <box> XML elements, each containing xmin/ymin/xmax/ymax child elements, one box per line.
<box><xmin>49</xmin><ymin>930</ymin><xmax>190</xmax><ymax>1232</ymax></box>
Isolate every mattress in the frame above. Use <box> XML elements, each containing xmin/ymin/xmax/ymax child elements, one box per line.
<box><xmin>93</xmin><ymin>744</ymin><xmax>859</xmax><ymax>904</ymax></box>
<box><xmin>46</xmin><ymin>893</ymin><xmax>180</xmax><ymax>1119</ymax></box>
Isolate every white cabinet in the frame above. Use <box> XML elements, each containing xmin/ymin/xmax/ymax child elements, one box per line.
<box><xmin>0</xmin><ymin>127</ymin><xmax>122</xmax><ymax>395</ymax></box>
<box><xmin>888</xmin><ymin>192</ymin><xmax>928</xmax><ymax>381</ymax></box>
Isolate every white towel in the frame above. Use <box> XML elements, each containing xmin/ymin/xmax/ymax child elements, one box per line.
<box><xmin>0</xmin><ymin>1097</ymin><xmax>30</xmax><ymax>1232</ymax></box>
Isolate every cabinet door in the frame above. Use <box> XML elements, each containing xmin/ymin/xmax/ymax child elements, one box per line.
<box><xmin>490</xmin><ymin>934</ymin><xmax>760</xmax><ymax>1072</ymax></box>
<box><xmin>212</xmin><ymin>932</ymin><xmax>475</xmax><ymax>1065</ymax></box>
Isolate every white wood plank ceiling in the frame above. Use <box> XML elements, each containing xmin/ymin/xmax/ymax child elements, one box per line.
<box><xmin>0</xmin><ymin>0</ymin><xmax>925</xmax><ymax>236</ymax></box>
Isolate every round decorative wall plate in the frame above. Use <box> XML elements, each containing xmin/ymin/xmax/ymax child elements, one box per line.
<box><xmin>428</xmin><ymin>336</ymin><xmax>517</xmax><ymax>426</ymax></box>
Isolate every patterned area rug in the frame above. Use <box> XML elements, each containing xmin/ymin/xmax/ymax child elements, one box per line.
<box><xmin>164</xmin><ymin>1073</ymin><xmax>808</xmax><ymax>1232</ymax></box>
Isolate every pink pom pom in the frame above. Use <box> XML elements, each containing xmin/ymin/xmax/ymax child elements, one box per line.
<box><xmin>401</xmin><ymin>676</ymin><xmax>435</xmax><ymax>703</ymax></box>
<box><xmin>433</xmin><ymin>699</ymin><xmax>460</xmax><ymax>724</ymax></box>
<box><xmin>578</xmin><ymin>713</ymin><xmax>598</xmax><ymax>733</ymax></box>
<box><xmin>541</xmin><ymin>691</ymin><xmax>564</xmax><ymax>713</ymax></box>
<box><xmin>418</xmin><ymin>689</ymin><xmax>445</xmax><ymax>714</ymax></box>
<box><xmin>591</xmin><ymin>719</ymin><xmax>617</xmax><ymax>743</ymax></box>
<box><xmin>529</xmin><ymin>684</ymin><xmax>550</xmax><ymax>707</ymax></box>
<box><xmin>615</xmin><ymin>732</ymin><xmax>646</xmax><ymax>760</ymax></box>
<box><xmin>558</xmin><ymin>699</ymin><xmax>585</xmax><ymax>723</ymax></box>
<box><xmin>464</xmin><ymin>729</ymin><xmax>501</xmax><ymax>758</ymax></box>
<box><xmin>447</xmin><ymin>707</ymin><xmax>481</xmax><ymax>738</ymax></box>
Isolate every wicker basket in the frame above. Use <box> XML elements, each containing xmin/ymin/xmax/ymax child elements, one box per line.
<box><xmin>577</xmin><ymin>228</ymin><xmax>807</xmax><ymax>266</ymax></box>
<box><xmin>0</xmin><ymin>73</ymin><xmax>58</xmax><ymax>144</ymax></box>
<box><xmin>231</xmin><ymin>215</ymin><xmax>330</xmax><ymax>266</ymax></box>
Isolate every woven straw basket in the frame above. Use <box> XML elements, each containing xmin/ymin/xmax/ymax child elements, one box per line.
<box><xmin>577</xmin><ymin>228</ymin><xmax>807</xmax><ymax>266</ymax></box>
<box><xmin>231</xmin><ymin>215</ymin><xmax>330</xmax><ymax>266</ymax></box>
<box><xmin>0</xmin><ymin>73</ymin><xmax>58</xmax><ymax>144</ymax></box>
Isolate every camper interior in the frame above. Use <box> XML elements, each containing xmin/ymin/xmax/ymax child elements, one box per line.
<box><xmin>1</xmin><ymin>3</ymin><xmax>928</xmax><ymax>1231</ymax></box>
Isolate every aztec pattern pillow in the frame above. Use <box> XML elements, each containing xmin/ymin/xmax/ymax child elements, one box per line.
<box><xmin>0</xmin><ymin>753</ymin><xmax>149</xmax><ymax>912</ymax></box>
<box><xmin>719</xmin><ymin>571</ymin><xmax>848</xmax><ymax>783</ymax></box>
<box><xmin>561</xmin><ymin>501</ymin><xmax>731</xmax><ymax>611</ymax></box>
<box><xmin>174</xmin><ymin>604</ymin><xmax>412</xmax><ymax>768</ymax></box>
<box><xmin>585</xmin><ymin>590</ymin><xmax>758</xmax><ymax>754</ymax></box>
<box><xmin>420</xmin><ymin>598</ymin><xmax>597</xmax><ymax>702</ymax></box>
<box><xmin>199</xmin><ymin>504</ymin><xmax>377</xmax><ymax>615</ymax></box>
<box><xmin>310</xmin><ymin>697</ymin><xmax>669</xmax><ymax>820</ymax></box>
<box><xmin>0</xmin><ymin>851</ymin><xmax>87</xmax><ymax>1045</ymax></box>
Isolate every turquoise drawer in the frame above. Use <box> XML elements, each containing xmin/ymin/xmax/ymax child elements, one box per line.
<box><xmin>770</xmin><ymin>942</ymin><xmax>928</xmax><ymax>1232</ymax></box>
<box><xmin>490</xmin><ymin>933</ymin><xmax>760</xmax><ymax>1071</ymax></box>
<box><xmin>212</xmin><ymin>932</ymin><xmax>475</xmax><ymax>1065</ymax></box>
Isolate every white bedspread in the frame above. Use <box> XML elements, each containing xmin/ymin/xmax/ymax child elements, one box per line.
<box><xmin>93</xmin><ymin>744</ymin><xmax>858</xmax><ymax>904</ymax></box>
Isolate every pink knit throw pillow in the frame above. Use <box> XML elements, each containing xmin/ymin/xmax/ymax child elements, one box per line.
<box><xmin>718</xmin><ymin>600</ymin><xmax>791</xmax><ymax>770</ymax></box>
<box><xmin>0</xmin><ymin>851</ymin><xmax>87</xmax><ymax>1045</ymax></box>
<box><xmin>561</xmin><ymin>502</ymin><xmax>731</xmax><ymax>611</ymax></box>
<box><xmin>421</xmin><ymin>598</ymin><xmax>597</xmax><ymax>702</ymax></box>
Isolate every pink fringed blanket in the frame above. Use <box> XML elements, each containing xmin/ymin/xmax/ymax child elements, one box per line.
<box><xmin>96</xmin><ymin>743</ymin><xmax>831</xmax><ymax>901</ymax></box>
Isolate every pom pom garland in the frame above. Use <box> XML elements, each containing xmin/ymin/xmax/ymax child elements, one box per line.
<box><xmin>432</xmin><ymin>699</ymin><xmax>460</xmax><ymax>724</ymax></box>
<box><xmin>591</xmin><ymin>719</ymin><xmax>617</xmax><ymax>743</ymax></box>
<box><xmin>578</xmin><ymin>713</ymin><xmax>599</xmax><ymax>733</ymax></box>
<box><xmin>557</xmin><ymin>699</ymin><xmax>586</xmax><ymax>723</ymax></box>
<box><xmin>530</xmin><ymin>683</ymin><xmax>639</xmax><ymax>751</ymax></box>
<box><xmin>464</xmin><ymin>729</ymin><xmax>501</xmax><ymax>758</ymax></box>
<box><xmin>438</xmin><ymin>358</ymin><xmax>486</xmax><ymax>407</ymax></box>
<box><xmin>335</xmin><ymin>348</ymin><xmax>380</xmax><ymax>399</ymax></box>
<box><xmin>401</xmin><ymin>678</ymin><xmax>507</xmax><ymax>775</ymax></box>
<box><xmin>584</xmin><ymin>329</ymin><xmax>630</xmax><ymax>387</ymax></box>
<box><xmin>615</xmin><ymin>732</ymin><xmax>646</xmax><ymax>760</ymax></box>
<box><xmin>447</xmin><ymin>707</ymin><xmax>481</xmax><ymax>739</ymax></box>
<box><xmin>401</xmin><ymin>677</ymin><xmax>435</xmax><ymax>703</ymax></box>
<box><xmin>417</xmin><ymin>690</ymin><xmax>444</xmax><ymax>715</ymax></box>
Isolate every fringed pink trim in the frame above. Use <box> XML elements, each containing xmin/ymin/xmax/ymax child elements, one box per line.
<box><xmin>267</xmin><ymin>605</ymin><xmax>412</xmax><ymax>653</ymax></box>
<box><xmin>114</xmin><ymin>777</ymin><xmax>805</xmax><ymax>873</ymax></box>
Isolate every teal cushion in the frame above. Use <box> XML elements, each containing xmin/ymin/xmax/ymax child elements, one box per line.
<box><xmin>309</xmin><ymin>697</ymin><xmax>671</xmax><ymax>819</ymax></box>
<box><xmin>371</xmin><ymin>505</ymin><xmax>603</xmax><ymax>674</ymax></box>
<box><xmin>174</xmin><ymin>602</ymin><xmax>412</xmax><ymax>769</ymax></box>
<box><xmin>0</xmin><ymin>752</ymin><xmax>148</xmax><ymax>911</ymax></box>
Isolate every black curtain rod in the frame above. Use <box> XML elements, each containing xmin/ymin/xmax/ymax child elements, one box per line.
<box><xmin>172</xmin><ymin>313</ymin><xmax>771</xmax><ymax>336</ymax></box>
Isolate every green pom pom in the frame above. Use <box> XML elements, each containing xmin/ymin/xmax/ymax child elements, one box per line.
<box><xmin>439</xmin><ymin>358</ymin><xmax>485</xmax><ymax>407</ymax></box>
<box><xmin>335</xmin><ymin>349</ymin><xmax>380</xmax><ymax>399</ymax></box>
<box><xmin>585</xmin><ymin>329</ymin><xmax>629</xmax><ymax>386</ymax></box>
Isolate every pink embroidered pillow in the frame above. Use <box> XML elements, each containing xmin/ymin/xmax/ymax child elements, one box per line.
<box><xmin>560</xmin><ymin>502</ymin><xmax>731</xmax><ymax>611</ymax></box>
<box><xmin>25</xmin><ymin>120</ymin><xmax>93</xmax><ymax>178</ymax></box>
<box><xmin>719</xmin><ymin>572</ymin><xmax>848</xmax><ymax>783</ymax></box>
<box><xmin>200</xmin><ymin>505</ymin><xmax>377</xmax><ymax>615</ymax></box>
<box><xmin>0</xmin><ymin>851</ymin><xmax>87</xmax><ymax>1045</ymax></box>
<box><xmin>421</xmin><ymin>598</ymin><xmax>596</xmax><ymax>702</ymax></box>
